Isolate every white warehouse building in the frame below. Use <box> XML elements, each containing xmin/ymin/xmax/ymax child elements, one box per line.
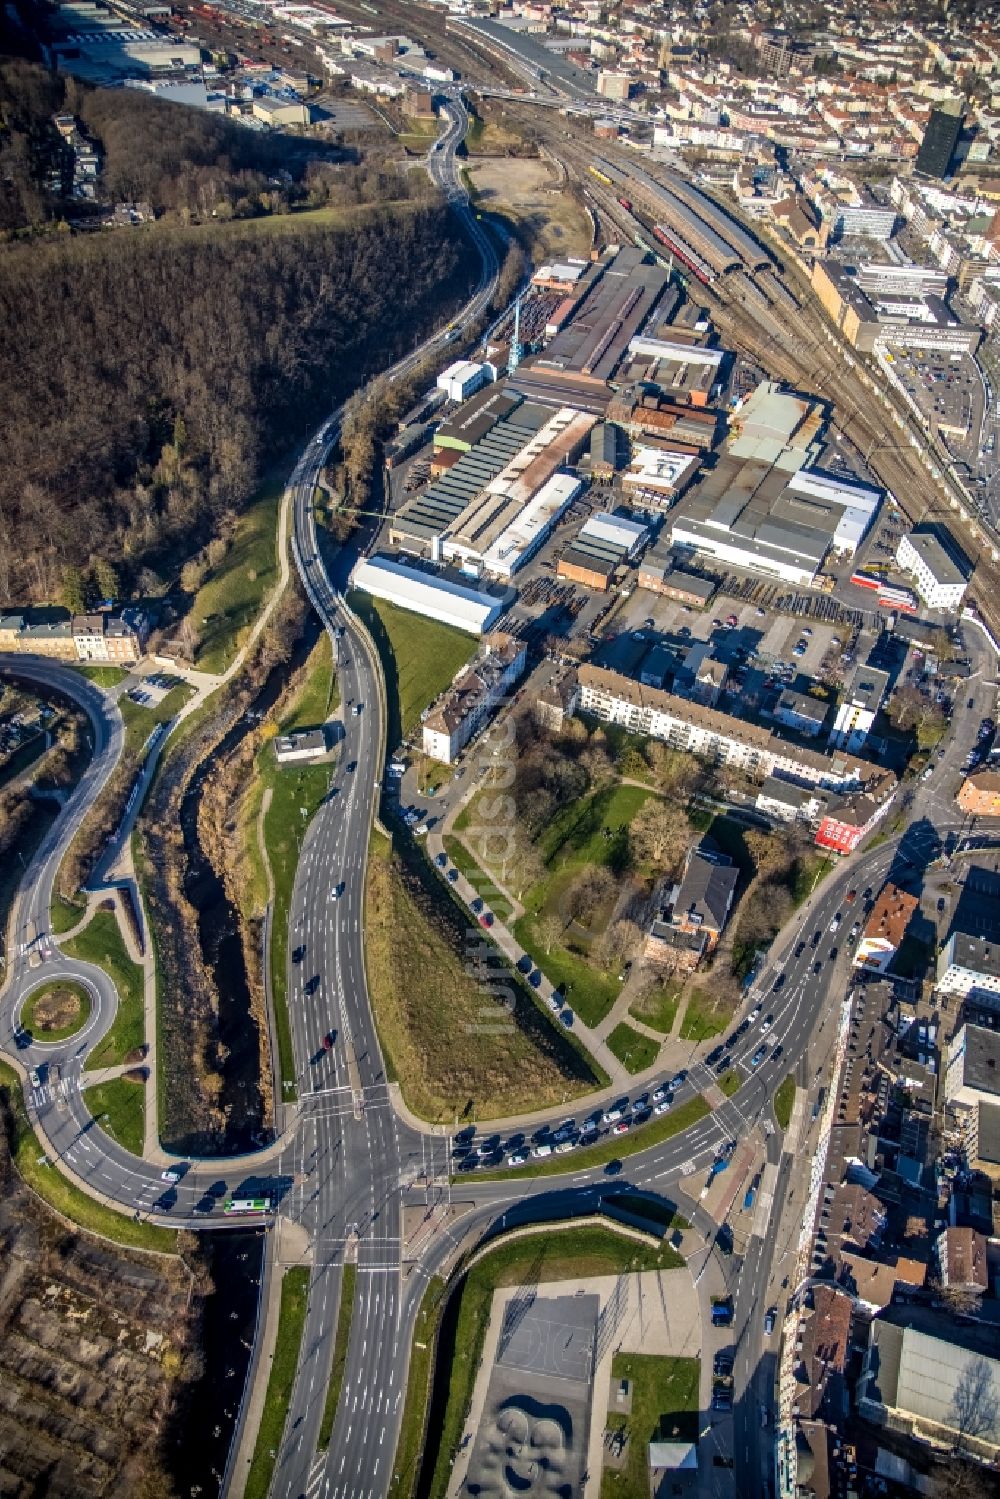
<box><xmin>895</xmin><ymin>527</ymin><xmax>970</xmax><ymax>611</ymax></box>
<box><xmin>350</xmin><ymin>554</ymin><xmax>505</xmax><ymax>635</ymax></box>
<box><xmin>436</xmin><ymin>360</ymin><xmax>492</xmax><ymax>404</ymax></box>
<box><xmin>577</xmin><ymin>510</ymin><xmax>649</xmax><ymax>559</ymax></box>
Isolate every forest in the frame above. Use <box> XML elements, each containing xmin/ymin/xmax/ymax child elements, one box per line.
<box><xmin>0</xmin><ymin>200</ymin><xmax>474</xmax><ymax>602</ymax></box>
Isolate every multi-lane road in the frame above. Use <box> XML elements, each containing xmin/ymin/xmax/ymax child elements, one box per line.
<box><xmin>2</xmin><ymin>89</ymin><xmax>999</xmax><ymax>1499</ymax></box>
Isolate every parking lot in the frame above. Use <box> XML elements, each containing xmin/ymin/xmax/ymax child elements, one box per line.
<box><xmin>885</xmin><ymin>348</ymin><xmax>983</xmax><ymax>453</ymax></box>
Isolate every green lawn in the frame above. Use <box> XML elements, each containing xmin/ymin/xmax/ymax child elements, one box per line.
<box><xmin>602</xmin><ymin>1353</ymin><xmax>700</xmax><ymax>1498</ymax></box>
<box><xmin>192</xmin><ymin>483</ymin><xmax>283</xmax><ymax>675</ymax></box>
<box><xmin>423</xmin><ymin>1227</ymin><xmax>682</xmax><ymax>1498</ymax></box>
<box><xmin>773</xmin><ymin>1073</ymin><xmax>796</xmax><ymax>1131</ymax></box>
<box><xmin>514</xmin><ymin>784</ymin><xmax>660</xmax><ymax>1029</ymax></box>
<box><xmin>442</xmin><ymin>835</ymin><xmax>513</xmax><ymax>922</ymax></box>
<box><xmin>82</xmin><ymin>1076</ymin><xmax>145</xmax><ymax>1156</ymax></box>
<box><xmin>50</xmin><ymin>893</ymin><xmax>86</xmax><ymax>934</ymax></box>
<box><xmin>245</xmin><ymin>1266</ymin><xmax>310</xmax><ymax>1499</ymax></box>
<box><xmin>0</xmin><ymin>1060</ymin><xmax>174</xmax><ymax>1253</ymax></box>
<box><xmin>346</xmin><ymin>592</ymin><xmax>475</xmax><ymax>745</ymax></box>
<box><xmin>21</xmin><ymin>980</ymin><xmax>92</xmax><ymax>1042</ymax></box>
<box><xmin>629</xmin><ymin>981</ymin><xmax>682</xmax><ymax>1035</ymax></box>
<box><xmin>790</xmin><ymin>852</ymin><xmax>832</xmax><ymax>906</ymax></box>
<box><xmin>390</xmin><ymin>1275</ymin><xmax>445</xmax><ymax>1499</ymax></box>
<box><xmin>318</xmin><ymin>1263</ymin><xmax>356</xmax><ymax>1449</ymax></box>
<box><xmin>678</xmin><ymin>988</ymin><xmax>730</xmax><ymax>1043</ymax></box>
<box><xmin>473</xmin><ymin>1094</ymin><xmax>711</xmax><ymax>1182</ymax></box>
<box><xmin>717</xmin><ymin>1069</ymin><xmax>741</xmax><ymax>1098</ymax></box>
<box><xmin>70</xmin><ymin>664</ymin><xmax>129</xmax><ymax>687</ymax></box>
<box><xmin>64</xmin><ymin>911</ymin><xmax>146</xmax><ymax>1068</ymax></box>
<box><xmin>606</xmin><ymin>1022</ymin><xmax>659</xmax><ymax>1074</ymax></box>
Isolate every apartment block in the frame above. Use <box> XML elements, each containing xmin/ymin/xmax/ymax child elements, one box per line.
<box><xmin>421</xmin><ymin>632</ymin><xmax>526</xmax><ymax>764</ymax></box>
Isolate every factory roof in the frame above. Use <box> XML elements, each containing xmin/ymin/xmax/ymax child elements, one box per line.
<box><xmin>535</xmin><ymin>248</ymin><xmax>668</xmax><ymax>385</ymax></box>
<box><xmin>480</xmin><ymin>473</ymin><xmax>582</xmax><ymax>576</ymax></box>
<box><xmin>559</xmin><ymin>544</ymin><xmax>617</xmax><ymax>583</ymax></box>
<box><xmin>953</xmin><ymin>1025</ymin><xmax>1000</xmax><ymax>1097</ymax></box>
<box><xmin>623</xmin><ymin>446</ymin><xmax>700</xmax><ymax>492</ymax></box>
<box><xmin>580</xmin><ymin>511</ymin><xmax>648</xmax><ymax>552</ymax></box>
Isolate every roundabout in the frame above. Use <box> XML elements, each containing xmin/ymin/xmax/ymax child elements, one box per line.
<box><xmin>18</xmin><ymin>975</ymin><xmax>95</xmax><ymax>1045</ymax></box>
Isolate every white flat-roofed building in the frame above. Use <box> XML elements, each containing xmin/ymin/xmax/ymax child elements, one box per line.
<box><xmin>436</xmin><ymin>360</ymin><xmax>491</xmax><ymax>404</ymax></box>
<box><xmin>830</xmin><ymin>664</ymin><xmax>889</xmax><ymax>753</ymax></box>
<box><xmin>479</xmin><ymin>473</ymin><xmax>582</xmax><ymax>579</ymax></box>
<box><xmin>784</xmin><ymin>469</ymin><xmax>882</xmax><ymax>556</ymax></box>
<box><xmin>622</xmin><ymin>447</ymin><xmax>700</xmax><ymax>502</ymax></box>
<box><xmin>579</xmin><ymin>511</ymin><xmax>649</xmax><ymax>559</ymax></box>
<box><xmin>351</xmin><ymin>554</ymin><xmax>505</xmax><ymax>635</ymax></box>
<box><xmin>938</xmin><ymin>933</ymin><xmax>1000</xmax><ymax>1002</ymax></box>
<box><xmin>627</xmin><ymin>337</ymin><xmax>724</xmax><ymax>369</ymax></box>
<box><xmin>896</xmin><ymin>526</ymin><xmax>970</xmax><ymax>610</ymax></box>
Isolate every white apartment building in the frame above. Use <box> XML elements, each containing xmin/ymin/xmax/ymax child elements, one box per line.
<box><xmin>829</xmin><ymin>665</ymin><xmax>889</xmax><ymax>753</ymax></box>
<box><xmin>422</xmin><ymin>633</ymin><xmax>527</xmax><ymax>763</ymax></box>
<box><xmin>937</xmin><ymin>933</ymin><xmax>1000</xmax><ymax>1004</ymax></box>
<box><xmin>895</xmin><ymin>527</ymin><xmax>970</xmax><ymax>610</ymax></box>
<box><xmin>575</xmin><ymin>665</ymin><xmax>884</xmax><ymax>794</ymax></box>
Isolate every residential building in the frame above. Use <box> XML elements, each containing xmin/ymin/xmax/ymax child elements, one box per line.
<box><xmin>853</xmin><ymin>884</ymin><xmax>918</xmax><ymax>973</ymax></box>
<box><xmin>421</xmin><ymin>632</ymin><xmax>527</xmax><ymax>764</ymax></box>
<box><xmin>969</xmin><ymin>1099</ymin><xmax>1000</xmax><ymax>1184</ymax></box>
<box><xmin>859</xmin><ymin>1307</ymin><xmax>1000</xmax><ymax>1460</ymax></box>
<box><xmin>596</xmin><ymin>70</ymin><xmax>632</xmax><ymax>100</ymax></box>
<box><xmin>915</xmin><ymin>100</ymin><xmax>965</xmax><ymax>180</ymax></box>
<box><xmin>937</xmin><ymin>932</ymin><xmax>1000</xmax><ymax>1004</ymax></box>
<box><xmin>829</xmin><ymin>665</ymin><xmax>889</xmax><ymax>753</ymax></box>
<box><xmin>895</xmin><ymin>526</ymin><xmax>970</xmax><ymax>611</ymax></box>
<box><xmin>958</xmin><ymin>769</ymin><xmax>1000</xmax><ymax>817</ymax></box>
<box><xmin>814</xmin><ymin>787</ymin><xmax>897</xmax><ymax>855</ymax></box>
<box><xmin>532</xmin><ymin>664</ymin><xmax>579</xmax><ymax>733</ymax></box>
<box><xmin>575</xmin><ymin>664</ymin><xmax>890</xmax><ymax>796</ymax></box>
<box><xmin>837</xmin><ymin>1251</ymin><xmax>926</xmax><ymax>1314</ymax></box>
<box><xmin>772</xmin><ymin>688</ymin><xmax>828</xmax><ymax>739</ymax></box>
<box><xmin>755</xmin><ymin>776</ymin><xmax>826</xmax><ymax>824</ymax></box>
<box><xmin>935</xmin><ymin>1226</ymin><xmax>988</xmax><ymax>1294</ymax></box>
<box><xmin>645</xmin><ymin>844</ymin><xmax>737</xmax><ymax>967</ymax></box>
<box><xmin>945</xmin><ymin>1024</ymin><xmax>1000</xmax><ymax>1110</ymax></box>
<box><xmin>71</xmin><ymin>612</ymin><xmax>143</xmax><ymax>663</ymax></box>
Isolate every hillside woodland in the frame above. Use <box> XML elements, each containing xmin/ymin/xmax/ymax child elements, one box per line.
<box><xmin>0</xmin><ymin>199</ymin><xmax>473</xmax><ymax>602</ymax></box>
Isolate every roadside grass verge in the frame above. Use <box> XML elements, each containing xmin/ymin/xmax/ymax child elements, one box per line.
<box><xmin>604</xmin><ymin>1353</ymin><xmax>700</xmax><ymax>1495</ymax></box>
<box><xmin>472</xmin><ymin>1094</ymin><xmax>711</xmax><ymax>1182</ymax></box>
<box><xmin>346</xmin><ymin>592</ymin><xmax>474</xmax><ymax>746</ymax></box>
<box><xmin>192</xmin><ymin>483</ymin><xmax>282</xmax><ymax>676</ymax></box>
<box><xmin>82</xmin><ymin>1076</ymin><xmax>145</xmax><ymax>1156</ymax></box>
<box><xmin>421</xmin><ymin>1226</ymin><xmax>681</xmax><ymax>1499</ymax></box>
<box><xmin>365</xmin><ymin>829</ymin><xmax>603</xmax><ymax>1123</ymax></box>
<box><xmin>245</xmin><ymin>1266</ymin><xmax>310</xmax><ymax>1499</ymax></box>
<box><xmin>280</xmin><ymin>630</ymin><xmax>338</xmax><ymax>730</ymax></box>
<box><xmin>717</xmin><ymin>1069</ymin><xmax>741</xmax><ymax>1098</ymax></box>
<box><xmin>606</xmin><ymin>1022</ymin><xmax>659</xmax><ymax>1074</ymax></box>
<box><xmin>0</xmin><ymin>1060</ymin><xmax>175</xmax><ymax>1253</ymax></box>
<box><xmin>773</xmin><ymin>1073</ymin><xmax>796</xmax><ymax>1131</ymax></box>
<box><xmin>441</xmin><ymin>835</ymin><xmax>513</xmax><ymax>923</ymax></box>
<box><xmin>50</xmin><ymin>893</ymin><xmax>86</xmax><ymax>934</ymax></box>
<box><xmin>64</xmin><ymin>911</ymin><xmax>146</xmax><ymax>1068</ymax></box>
<box><xmin>629</xmin><ymin>980</ymin><xmax>682</xmax><ymax>1035</ymax></box>
<box><xmin>69</xmin><ymin>664</ymin><xmax>128</xmax><ymax>687</ymax></box>
<box><xmin>390</xmin><ymin>1274</ymin><xmax>444</xmax><ymax>1498</ymax></box>
<box><xmin>318</xmin><ymin>1263</ymin><xmax>356</xmax><ymax>1449</ymax></box>
<box><xmin>20</xmin><ymin>981</ymin><xmax>92</xmax><ymax>1042</ymax></box>
<box><xmin>678</xmin><ymin>988</ymin><xmax>730</xmax><ymax>1043</ymax></box>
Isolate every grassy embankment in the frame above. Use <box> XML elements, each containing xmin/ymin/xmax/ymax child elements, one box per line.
<box><xmin>346</xmin><ymin>591</ymin><xmax>475</xmax><ymax>746</ymax></box>
<box><xmin>412</xmin><ymin>1225</ymin><xmax>683</xmax><ymax>1499</ymax></box>
<box><xmin>317</xmin><ymin>1263</ymin><xmax>356</xmax><ymax>1449</ymax></box>
<box><xmin>50</xmin><ymin>893</ymin><xmax>86</xmax><ymax>933</ymax></box>
<box><xmin>366</xmin><ymin>829</ymin><xmax>605</xmax><ymax>1122</ymax></box>
<box><xmin>473</xmin><ymin>1093</ymin><xmax>711</xmax><ymax>1182</ymax></box>
<box><xmin>82</xmin><ymin>1077</ymin><xmax>145</xmax><ymax>1155</ymax></box>
<box><xmin>190</xmin><ymin>483</ymin><xmax>283</xmax><ymax>677</ymax></box>
<box><xmin>603</xmin><ymin>1353</ymin><xmax>700</xmax><ymax>1498</ymax></box>
<box><xmin>441</xmin><ymin>834</ymin><xmax>514</xmax><ymax>923</ymax></box>
<box><xmin>64</xmin><ymin>910</ymin><xmax>146</xmax><ymax>1067</ymax></box>
<box><xmin>244</xmin><ymin>1266</ymin><xmax>310</xmax><ymax>1499</ymax></box>
<box><xmin>0</xmin><ymin>1059</ymin><xmax>175</xmax><ymax>1253</ymax></box>
<box><xmin>774</xmin><ymin>1074</ymin><xmax>797</xmax><ymax>1131</ymax></box>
